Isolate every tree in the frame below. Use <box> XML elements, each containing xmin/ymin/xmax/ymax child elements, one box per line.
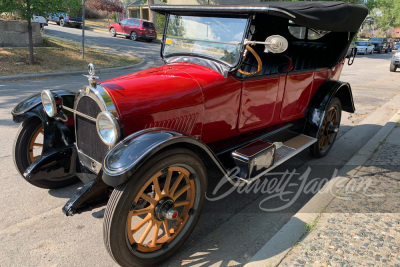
<box><xmin>0</xmin><ymin>0</ymin><xmax>81</xmax><ymax>64</ymax></box>
<box><xmin>374</xmin><ymin>0</ymin><xmax>400</xmax><ymax>32</ymax></box>
<box><xmin>86</xmin><ymin>0</ymin><xmax>123</xmax><ymax>25</ymax></box>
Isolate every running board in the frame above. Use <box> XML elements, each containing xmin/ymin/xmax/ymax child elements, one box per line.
<box><xmin>231</xmin><ymin>132</ymin><xmax>317</xmax><ymax>184</ymax></box>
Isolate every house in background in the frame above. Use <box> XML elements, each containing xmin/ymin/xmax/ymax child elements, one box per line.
<box><xmin>393</xmin><ymin>28</ymin><xmax>400</xmax><ymax>38</ymax></box>
<box><xmin>123</xmin><ymin>0</ymin><xmax>261</xmax><ymax>21</ymax></box>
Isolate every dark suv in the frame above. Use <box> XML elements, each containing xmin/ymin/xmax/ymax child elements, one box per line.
<box><xmin>369</xmin><ymin>37</ymin><xmax>391</xmax><ymax>53</ymax></box>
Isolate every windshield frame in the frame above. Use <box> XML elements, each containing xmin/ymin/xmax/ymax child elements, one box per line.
<box><xmin>161</xmin><ymin>14</ymin><xmax>251</xmax><ymax>70</ymax></box>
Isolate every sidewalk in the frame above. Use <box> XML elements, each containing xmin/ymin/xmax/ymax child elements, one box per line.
<box><xmin>278</xmin><ymin>121</ymin><xmax>400</xmax><ymax>266</ymax></box>
<box><xmin>246</xmin><ymin>111</ymin><xmax>400</xmax><ymax>267</ymax></box>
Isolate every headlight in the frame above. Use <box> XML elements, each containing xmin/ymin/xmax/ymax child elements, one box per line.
<box><xmin>96</xmin><ymin>111</ymin><xmax>120</xmax><ymax>146</ymax></box>
<box><xmin>41</xmin><ymin>90</ymin><xmax>57</xmax><ymax>117</ymax></box>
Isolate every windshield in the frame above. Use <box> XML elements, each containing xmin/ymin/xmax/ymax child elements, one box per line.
<box><xmin>163</xmin><ymin>15</ymin><xmax>247</xmax><ymax>66</ymax></box>
<box><xmin>356</xmin><ymin>41</ymin><xmax>368</xmax><ymax>46</ymax></box>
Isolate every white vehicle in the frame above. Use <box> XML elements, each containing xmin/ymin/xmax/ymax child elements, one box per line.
<box><xmin>32</xmin><ymin>15</ymin><xmax>48</xmax><ymax>32</ymax></box>
<box><xmin>355</xmin><ymin>40</ymin><xmax>374</xmax><ymax>54</ymax></box>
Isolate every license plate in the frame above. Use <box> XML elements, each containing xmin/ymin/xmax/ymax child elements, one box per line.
<box><xmin>149</xmin><ymin>30</ymin><xmax>153</xmax><ymax>33</ymax></box>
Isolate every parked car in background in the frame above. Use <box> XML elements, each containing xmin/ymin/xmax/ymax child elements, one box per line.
<box><xmin>11</xmin><ymin>2</ymin><xmax>367</xmax><ymax>266</ymax></box>
<box><xmin>109</xmin><ymin>18</ymin><xmax>157</xmax><ymax>42</ymax></box>
<box><xmin>32</xmin><ymin>14</ymin><xmax>48</xmax><ymax>32</ymax></box>
<box><xmin>369</xmin><ymin>37</ymin><xmax>391</xmax><ymax>53</ymax></box>
<box><xmin>393</xmin><ymin>43</ymin><xmax>400</xmax><ymax>50</ymax></box>
<box><xmin>47</xmin><ymin>13</ymin><xmax>82</xmax><ymax>28</ymax></box>
<box><xmin>390</xmin><ymin>51</ymin><xmax>400</xmax><ymax>72</ymax></box>
<box><xmin>355</xmin><ymin>40</ymin><xmax>374</xmax><ymax>54</ymax></box>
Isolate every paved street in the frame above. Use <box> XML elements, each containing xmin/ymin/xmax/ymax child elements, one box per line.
<box><xmin>0</xmin><ymin>25</ymin><xmax>399</xmax><ymax>266</ymax></box>
<box><xmin>45</xmin><ymin>23</ymin><xmax>162</xmax><ymax>63</ymax></box>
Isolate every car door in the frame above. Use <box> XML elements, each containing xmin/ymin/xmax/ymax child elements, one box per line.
<box><xmin>238</xmin><ymin>75</ymin><xmax>283</xmax><ymax>132</ymax></box>
<box><xmin>114</xmin><ymin>19</ymin><xmax>125</xmax><ymax>34</ymax></box>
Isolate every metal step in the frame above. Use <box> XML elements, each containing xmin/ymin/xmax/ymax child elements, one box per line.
<box><xmin>232</xmin><ymin>132</ymin><xmax>317</xmax><ymax>184</ymax></box>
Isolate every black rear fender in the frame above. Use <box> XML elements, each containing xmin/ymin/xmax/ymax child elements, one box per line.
<box><xmin>304</xmin><ymin>80</ymin><xmax>355</xmax><ymax>137</ymax></box>
<box><xmin>102</xmin><ymin>128</ymin><xmax>226</xmax><ymax>187</ymax></box>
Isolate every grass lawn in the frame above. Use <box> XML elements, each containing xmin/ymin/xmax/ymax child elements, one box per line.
<box><xmin>0</xmin><ymin>37</ymin><xmax>141</xmax><ymax>76</ymax></box>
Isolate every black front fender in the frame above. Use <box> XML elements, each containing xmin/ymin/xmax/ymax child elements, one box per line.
<box><xmin>304</xmin><ymin>80</ymin><xmax>355</xmax><ymax>137</ymax></box>
<box><xmin>11</xmin><ymin>89</ymin><xmax>76</xmax><ymax>123</ymax></box>
<box><xmin>24</xmin><ymin>145</ymin><xmax>77</xmax><ymax>181</ymax></box>
<box><xmin>102</xmin><ymin>128</ymin><xmax>226</xmax><ymax>187</ymax></box>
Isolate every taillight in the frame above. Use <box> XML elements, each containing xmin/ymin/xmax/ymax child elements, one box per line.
<box><xmin>139</xmin><ymin>27</ymin><xmax>145</xmax><ymax>31</ymax></box>
<box><xmin>67</xmin><ymin>16</ymin><xmax>70</xmax><ymax>19</ymax></box>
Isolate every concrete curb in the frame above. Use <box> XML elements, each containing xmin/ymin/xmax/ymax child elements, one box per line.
<box><xmin>245</xmin><ymin>110</ymin><xmax>400</xmax><ymax>267</ymax></box>
<box><xmin>0</xmin><ymin>60</ymin><xmax>146</xmax><ymax>82</ymax></box>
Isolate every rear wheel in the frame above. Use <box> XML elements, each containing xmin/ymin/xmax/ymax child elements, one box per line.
<box><xmin>60</xmin><ymin>19</ymin><xmax>65</xmax><ymax>27</ymax></box>
<box><xmin>13</xmin><ymin>117</ymin><xmax>78</xmax><ymax>189</ymax></box>
<box><xmin>310</xmin><ymin>97</ymin><xmax>342</xmax><ymax>158</ymax></box>
<box><xmin>130</xmin><ymin>31</ymin><xmax>138</xmax><ymax>41</ymax></box>
<box><xmin>104</xmin><ymin>148</ymin><xmax>207</xmax><ymax>267</ymax></box>
<box><xmin>110</xmin><ymin>27</ymin><xmax>116</xmax><ymax>37</ymax></box>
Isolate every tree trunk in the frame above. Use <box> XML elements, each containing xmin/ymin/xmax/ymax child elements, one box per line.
<box><xmin>26</xmin><ymin>0</ymin><xmax>34</xmax><ymax>64</ymax></box>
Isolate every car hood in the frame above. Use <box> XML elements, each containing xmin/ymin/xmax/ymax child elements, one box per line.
<box><xmin>100</xmin><ymin>63</ymin><xmax>225</xmax><ymax>119</ymax></box>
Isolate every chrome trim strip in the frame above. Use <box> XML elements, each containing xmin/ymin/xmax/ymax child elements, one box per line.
<box><xmin>151</xmin><ymin>5</ymin><xmax>296</xmax><ymax>18</ymax></box>
<box><xmin>63</xmin><ymin>105</ymin><xmax>96</xmax><ymax>122</ymax></box>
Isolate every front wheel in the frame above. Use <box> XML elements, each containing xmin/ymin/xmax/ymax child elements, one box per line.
<box><xmin>390</xmin><ymin>63</ymin><xmax>397</xmax><ymax>72</ymax></box>
<box><xmin>13</xmin><ymin>117</ymin><xmax>78</xmax><ymax>189</ymax></box>
<box><xmin>110</xmin><ymin>28</ymin><xmax>116</xmax><ymax>37</ymax></box>
<box><xmin>310</xmin><ymin>97</ymin><xmax>342</xmax><ymax>158</ymax></box>
<box><xmin>60</xmin><ymin>19</ymin><xmax>65</xmax><ymax>27</ymax></box>
<box><xmin>104</xmin><ymin>148</ymin><xmax>207</xmax><ymax>267</ymax></box>
<box><xmin>130</xmin><ymin>31</ymin><xmax>138</xmax><ymax>41</ymax></box>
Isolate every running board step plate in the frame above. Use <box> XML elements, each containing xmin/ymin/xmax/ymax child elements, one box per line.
<box><xmin>232</xmin><ymin>132</ymin><xmax>317</xmax><ymax>182</ymax></box>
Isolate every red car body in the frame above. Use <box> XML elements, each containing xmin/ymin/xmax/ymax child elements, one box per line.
<box><xmin>101</xmin><ymin>62</ymin><xmax>343</xmax><ymax>146</ymax></box>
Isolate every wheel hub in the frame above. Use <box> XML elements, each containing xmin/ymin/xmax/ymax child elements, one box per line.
<box><xmin>324</xmin><ymin>121</ymin><xmax>338</xmax><ymax>135</ymax></box>
<box><xmin>154</xmin><ymin>197</ymin><xmax>178</xmax><ymax>221</ymax></box>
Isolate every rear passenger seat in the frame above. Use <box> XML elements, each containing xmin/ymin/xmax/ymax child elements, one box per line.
<box><xmin>285</xmin><ymin>42</ymin><xmax>333</xmax><ymax>71</ymax></box>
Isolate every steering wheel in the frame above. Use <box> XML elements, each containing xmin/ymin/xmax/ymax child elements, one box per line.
<box><xmin>238</xmin><ymin>45</ymin><xmax>262</xmax><ymax>76</ymax></box>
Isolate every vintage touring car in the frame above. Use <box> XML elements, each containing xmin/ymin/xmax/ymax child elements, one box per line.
<box><xmin>11</xmin><ymin>2</ymin><xmax>367</xmax><ymax>266</ymax></box>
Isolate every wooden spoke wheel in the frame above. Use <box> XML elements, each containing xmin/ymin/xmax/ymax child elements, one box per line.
<box><xmin>28</xmin><ymin>123</ymin><xmax>44</xmax><ymax>163</ymax></box>
<box><xmin>13</xmin><ymin>117</ymin><xmax>78</xmax><ymax>189</ymax></box>
<box><xmin>310</xmin><ymin>97</ymin><xmax>342</xmax><ymax>158</ymax></box>
<box><xmin>104</xmin><ymin>149</ymin><xmax>207</xmax><ymax>267</ymax></box>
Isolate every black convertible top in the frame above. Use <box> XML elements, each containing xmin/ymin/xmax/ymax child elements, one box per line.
<box><xmin>151</xmin><ymin>2</ymin><xmax>368</xmax><ymax>32</ymax></box>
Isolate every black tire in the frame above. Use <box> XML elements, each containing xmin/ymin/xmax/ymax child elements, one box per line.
<box><xmin>385</xmin><ymin>49</ymin><xmax>388</xmax><ymax>53</ymax></box>
<box><xmin>104</xmin><ymin>148</ymin><xmax>207</xmax><ymax>267</ymax></box>
<box><xmin>130</xmin><ymin>31</ymin><xmax>138</xmax><ymax>41</ymax></box>
<box><xmin>378</xmin><ymin>48</ymin><xmax>382</xmax><ymax>54</ymax></box>
<box><xmin>310</xmin><ymin>97</ymin><xmax>342</xmax><ymax>158</ymax></box>
<box><xmin>110</xmin><ymin>27</ymin><xmax>116</xmax><ymax>37</ymax></box>
<box><xmin>60</xmin><ymin>19</ymin><xmax>65</xmax><ymax>27</ymax></box>
<box><xmin>390</xmin><ymin>63</ymin><xmax>397</xmax><ymax>72</ymax></box>
<box><xmin>13</xmin><ymin>117</ymin><xmax>79</xmax><ymax>189</ymax></box>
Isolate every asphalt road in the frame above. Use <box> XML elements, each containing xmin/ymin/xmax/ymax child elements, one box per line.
<box><xmin>0</xmin><ymin>25</ymin><xmax>399</xmax><ymax>267</ymax></box>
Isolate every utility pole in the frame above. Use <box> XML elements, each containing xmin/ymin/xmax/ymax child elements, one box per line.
<box><xmin>82</xmin><ymin>0</ymin><xmax>86</xmax><ymax>59</ymax></box>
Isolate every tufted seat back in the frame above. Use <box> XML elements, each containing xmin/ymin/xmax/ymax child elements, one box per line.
<box><xmin>285</xmin><ymin>42</ymin><xmax>333</xmax><ymax>71</ymax></box>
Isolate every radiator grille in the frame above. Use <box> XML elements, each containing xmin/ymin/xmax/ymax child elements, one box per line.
<box><xmin>76</xmin><ymin>96</ymin><xmax>109</xmax><ymax>162</ymax></box>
